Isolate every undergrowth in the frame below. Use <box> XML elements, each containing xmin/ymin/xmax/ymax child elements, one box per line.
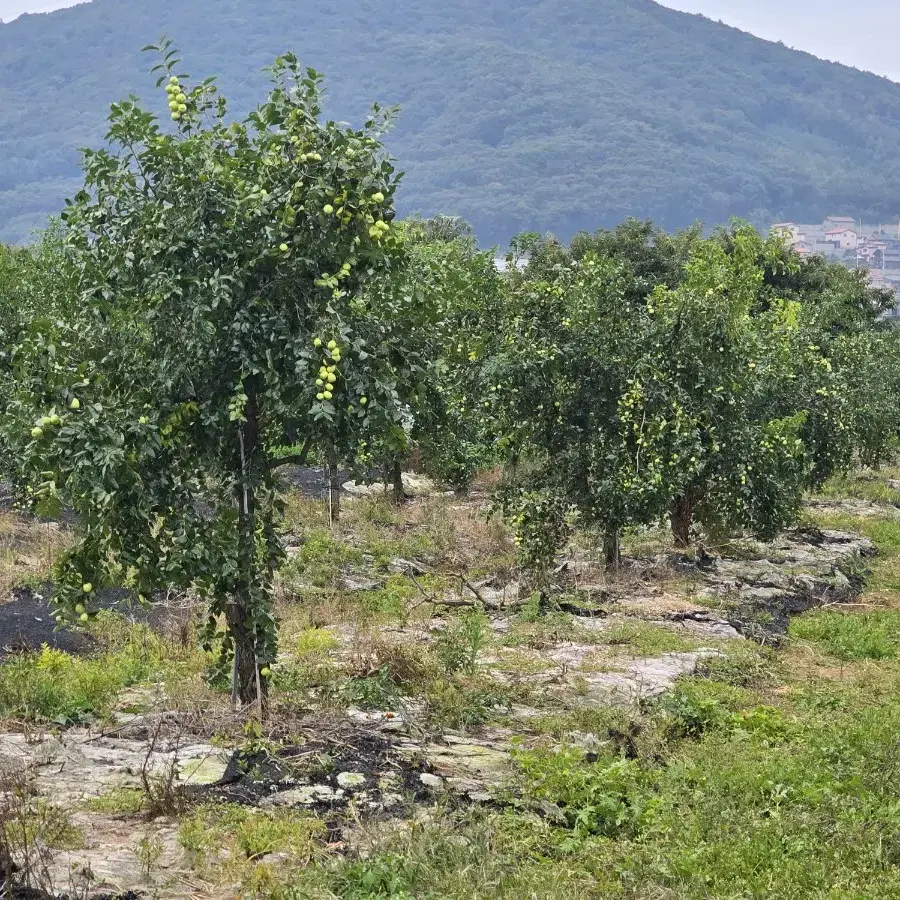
<box><xmin>0</xmin><ymin>613</ymin><xmax>205</xmax><ymax>723</ymax></box>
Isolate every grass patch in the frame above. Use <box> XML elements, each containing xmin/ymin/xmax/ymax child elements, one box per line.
<box><xmin>503</xmin><ymin>611</ymin><xmax>579</xmax><ymax>649</ymax></box>
<box><xmin>0</xmin><ymin>613</ymin><xmax>205</xmax><ymax>723</ymax></box>
<box><xmin>359</xmin><ymin>574</ymin><xmax>419</xmax><ymax>620</ymax></box>
<box><xmin>282</xmin><ymin>528</ymin><xmax>364</xmax><ymax>591</ymax></box>
<box><xmin>179</xmin><ymin>803</ymin><xmax>326</xmax><ymax>893</ymax></box>
<box><xmin>814</xmin><ymin>467</ymin><xmax>900</xmax><ymax>504</ymax></box>
<box><xmin>790</xmin><ymin>609</ymin><xmax>900</xmax><ymax>660</ymax></box>
<box><xmin>598</xmin><ymin>620</ymin><xmax>701</xmax><ymax>656</ymax></box>
<box><xmin>423</xmin><ymin>675</ymin><xmax>517</xmax><ymax>728</ymax></box>
<box><xmin>83</xmin><ymin>786</ymin><xmax>145</xmax><ymax>815</ymax></box>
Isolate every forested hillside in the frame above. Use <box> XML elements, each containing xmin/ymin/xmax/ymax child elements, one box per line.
<box><xmin>4</xmin><ymin>0</ymin><xmax>900</xmax><ymax>244</ymax></box>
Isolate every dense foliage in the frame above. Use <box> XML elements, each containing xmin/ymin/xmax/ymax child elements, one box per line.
<box><xmin>1</xmin><ymin>42</ymin><xmax>899</xmax><ymax>701</ymax></box>
<box><xmin>6</xmin><ymin>0</ymin><xmax>900</xmax><ymax>244</ymax></box>
<box><xmin>2</xmin><ymin>49</ymin><xmax>412</xmax><ymax>704</ymax></box>
<box><xmin>489</xmin><ymin>222</ymin><xmax>900</xmax><ymax>567</ymax></box>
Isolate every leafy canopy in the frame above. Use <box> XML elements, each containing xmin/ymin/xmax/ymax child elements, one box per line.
<box><xmin>7</xmin><ymin>45</ymin><xmax>415</xmax><ymax>703</ymax></box>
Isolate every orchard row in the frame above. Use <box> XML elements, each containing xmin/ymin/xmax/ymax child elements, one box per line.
<box><xmin>0</xmin><ymin>47</ymin><xmax>897</xmax><ymax>704</ymax></box>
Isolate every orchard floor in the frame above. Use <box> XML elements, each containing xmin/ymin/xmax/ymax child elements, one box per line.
<box><xmin>2</xmin><ymin>469</ymin><xmax>900</xmax><ymax>899</ymax></box>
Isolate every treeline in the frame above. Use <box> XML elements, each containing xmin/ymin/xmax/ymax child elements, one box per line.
<box><xmin>1</xmin><ymin>53</ymin><xmax>898</xmax><ymax>706</ymax></box>
<box><xmin>10</xmin><ymin>0</ymin><xmax>900</xmax><ymax>245</ymax></box>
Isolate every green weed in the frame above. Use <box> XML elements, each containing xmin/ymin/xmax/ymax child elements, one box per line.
<box><xmin>83</xmin><ymin>786</ymin><xmax>145</xmax><ymax>815</ymax></box>
<box><xmin>790</xmin><ymin>609</ymin><xmax>900</xmax><ymax>660</ymax></box>
<box><xmin>599</xmin><ymin>620</ymin><xmax>700</xmax><ymax>656</ymax></box>
<box><xmin>423</xmin><ymin>677</ymin><xmax>514</xmax><ymax>728</ymax></box>
<box><xmin>179</xmin><ymin>804</ymin><xmax>325</xmax><ymax>885</ymax></box>
<box><xmin>815</xmin><ymin>469</ymin><xmax>900</xmax><ymax>504</ymax></box>
<box><xmin>283</xmin><ymin>529</ymin><xmax>363</xmax><ymax>590</ymax></box>
<box><xmin>512</xmin><ymin>746</ymin><xmax>649</xmax><ymax>839</ymax></box>
<box><xmin>272</xmin><ymin>627</ymin><xmax>340</xmax><ymax>694</ymax></box>
<box><xmin>434</xmin><ymin>609</ymin><xmax>490</xmax><ymax>674</ymax></box>
<box><xmin>340</xmin><ymin>666</ymin><xmax>404</xmax><ymax>710</ymax></box>
<box><xmin>0</xmin><ymin>617</ymin><xmax>199</xmax><ymax>723</ymax></box>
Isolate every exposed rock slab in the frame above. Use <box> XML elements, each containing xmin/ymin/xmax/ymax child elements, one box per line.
<box><xmin>343</xmin><ymin>473</ymin><xmax>437</xmax><ymax>498</ymax></box>
<box><xmin>696</xmin><ymin>528</ymin><xmax>875</xmax><ymax>637</ymax></box>
<box><xmin>806</xmin><ymin>498</ymin><xmax>900</xmax><ymax>520</ymax></box>
<box><xmin>0</xmin><ymin>729</ymin><xmax>229</xmax><ymax>805</ymax></box>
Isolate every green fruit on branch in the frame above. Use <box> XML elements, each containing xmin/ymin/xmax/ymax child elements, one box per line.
<box><xmin>82</xmin><ymin>583</ymin><xmax>93</xmax><ymax>594</ymax></box>
<box><xmin>31</xmin><ymin>426</ymin><xmax>43</xmax><ymax>439</ymax></box>
<box><xmin>79</xmin><ymin>613</ymin><xmax>89</xmax><ymax>623</ymax></box>
<box><xmin>69</xmin><ymin>398</ymin><xmax>80</xmax><ymax>410</ymax></box>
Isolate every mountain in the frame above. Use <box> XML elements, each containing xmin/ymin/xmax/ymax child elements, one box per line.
<box><xmin>3</xmin><ymin>0</ymin><xmax>900</xmax><ymax>245</ymax></box>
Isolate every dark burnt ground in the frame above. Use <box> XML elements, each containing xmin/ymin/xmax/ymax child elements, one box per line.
<box><xmin>276</xmin><ymin>465</ymin><xmax>352</xmax><ymax>499</ymax></box>
<box><xmin>0</xmin><ymin>585</ymin><xmax>180</xmax><ymax>662</ymax></box>
<box><xmin>0</xmin><ymin>466</ymin><xmax>354</xmax><ymax>659</ymax></box>
<box><xmin>2</xmin><ymin>890</ymin><xmax>142</xmax><ymax>900</ymax></box>
<box><xmin>193</xmin><ymin>730</ymin><xmax>435</xmax><ymax>838</ymax></box>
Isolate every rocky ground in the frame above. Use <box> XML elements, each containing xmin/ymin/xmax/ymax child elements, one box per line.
<box><xmin>0</xmin><ymin>474</ymin><xmax>893</xmax><ymax>899</ymax></box>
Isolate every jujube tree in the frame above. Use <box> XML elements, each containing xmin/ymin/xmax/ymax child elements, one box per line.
<box><xmin>9</xmin><ymin>46</ymin><xmax>415</xmax><ymax>705</ymax></box>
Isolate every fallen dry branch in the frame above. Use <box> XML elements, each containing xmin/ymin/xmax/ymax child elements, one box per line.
<box><xmin>407</xmin><ymin>569</ymin><xmax>518</xmax><ymax>612</ymax></box>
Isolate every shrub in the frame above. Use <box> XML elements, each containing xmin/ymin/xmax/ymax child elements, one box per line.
<box><xmin>513</xmin><ymin>746</ymin><xmax>649</xmax><ymax>839</ymax></box>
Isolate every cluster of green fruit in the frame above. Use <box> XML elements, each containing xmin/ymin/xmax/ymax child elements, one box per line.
<box><xmin>53</xmin><ymin>582</ymin><xmax>94</xmax><ymax>625</ymax></box>
<box><xmin>368</xmin><ymin>219</ymin><xmax>390</xmax><ymax>241</ymax></box>
<box><xmin>292</xmin><ymin>144</ymin><xmax>323</xmax><ymax>163</ymax></box>
<box><xmin>29</xmin><ymin>397</ymin><xmax>80</xmax><ymax>439</ymax></box>
<box><xmin>313</xmin><ymin>337</ymin><xmax>342</xmax><ymax>402</ymax></box>
<box><xmin>165</xmin><ymin>76</ymin><xmax>189</xmax><ymax>122</ymax></box>
<box><xmin>30</xmin><ymin>412</ymin><xmax>60</xmax><ymax>440</ymax></box>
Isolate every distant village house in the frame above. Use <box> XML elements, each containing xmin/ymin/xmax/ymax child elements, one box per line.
<box><xmin>770</xmin><ymin>215</ymin><xmax>900</xmax><ymax>318</ymax></box>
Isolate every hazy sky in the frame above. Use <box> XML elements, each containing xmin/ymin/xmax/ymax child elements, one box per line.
<box><xmin>1</xmin><ymin>0</ymin><xmax>898</xmax><ymax>83</ymax></box>
<box><xmin>661</xmin><ymin>1</ymin><xmax>900</xmax><ymax>81</ymax></box>
<box><xmin>0</xmin><ymin>0</ymin><xmax>84</xmax><ymax>20</ymax></box>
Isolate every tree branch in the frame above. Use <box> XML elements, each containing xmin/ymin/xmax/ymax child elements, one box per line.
<box><xmin>270</xmin><ymin>436</ymin><xmax>313</xmax><ymax>470</ymax></box>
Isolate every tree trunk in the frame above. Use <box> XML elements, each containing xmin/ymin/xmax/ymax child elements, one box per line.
<box><xmin>227</xmin><ymin>597</ymin><xmax>262</xmax><ymax>708</ymax></box>
<box><xmin>604</xmin><ymin>528</ymin><xmax>621</xmax><ymax>570</ymax></box>
<box><xmin>391</xmin><ymin>457</ymin><xmax>406</xmax><ymax>505</ymax></box>
<box><xmin>670</xmin><ymin>494</ymin><xmax>695</xmax><ymax>549</ymax></box>
<box><xmin>231</xmin><ymin>379</ymin><xmax>267</xmax><ymax>710</ymax></box>
<box><xmin>326</xmin><ymin>449</ymin><xmax>341</xmax><ymax>524</ymax></box>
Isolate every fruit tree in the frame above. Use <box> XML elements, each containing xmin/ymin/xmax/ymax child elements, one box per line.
<box><xmin>9</xmin><ymin>45</ymin><xmax>412</xmax><ymax>706</ymax></box>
